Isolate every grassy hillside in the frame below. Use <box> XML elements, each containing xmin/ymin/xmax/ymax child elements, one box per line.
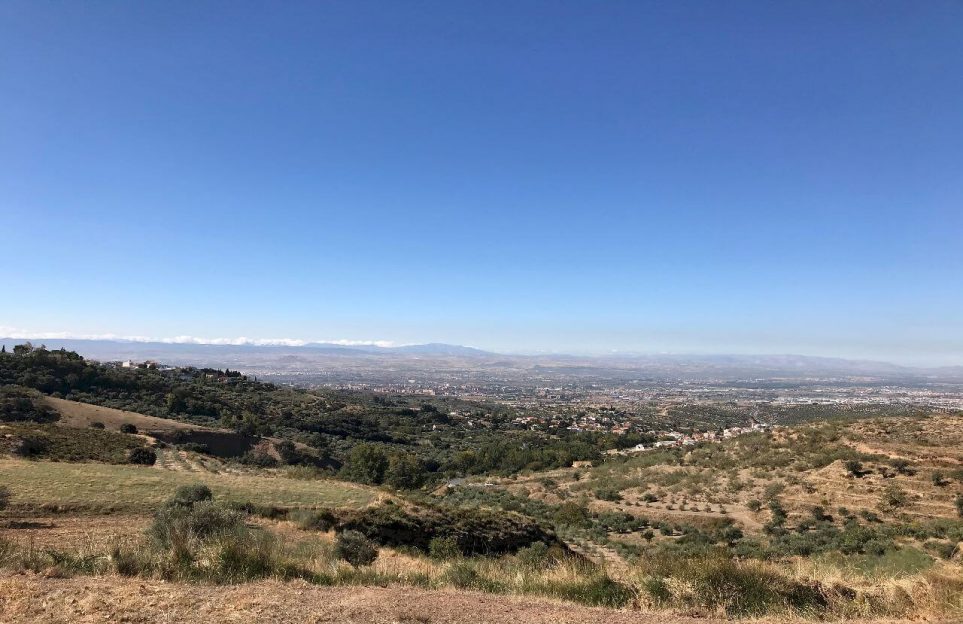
<box><xmin>0</xmin><ymin>458</ymin><xmax>379</xmax><ymax>513</ymax></box>
<box><xmin>44</xmin><ymin>396</ymin><xmax>202</xmax><ymax>432</ymax></box>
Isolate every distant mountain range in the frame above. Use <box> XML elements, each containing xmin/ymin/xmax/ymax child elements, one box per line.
<box><xmin>2</xmin><ymin>336</ymin><xmax>962</xmax><ymax>383</ymax></box>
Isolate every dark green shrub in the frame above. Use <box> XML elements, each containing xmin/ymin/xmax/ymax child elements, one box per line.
<box><xmin>0</xmin><ymin>485</ymin><xmax>9</xmax><ymax>511</ymax></box>
<box><xmin>429</xmin><ymin>536</ymin><xmax>461</xmax><ymax>560</ymax></box>
<box><xmin>889</xmin><ymin>458</ymin><xmax>914</xmax><ymax>475</ymax></box>
<box><xmin>0</xmin><ymin>385</ymin><xmax>58</xmax><ymax>422</ymax></box>
<box><xmin>119</xmin><ymin>423</ymin><xmax>138</xmax><ymax>434</ymax></box>
<box><xmin>340</xmin><ymin>444</ymin><xmax>389</xmax><ymax>485</ymax></box>
<box><xmin>168</xmin><ymin>484</ymin><xmax>213</xmax><ymax>508</ymax></box>
<box><xmin>335</xmin><ymin>530</ymin><xmax>378</xmax><ymax>566</ymax></box>
<box><xmin>241</xmin><ymin>450</ymin><xmax>278</xmax><ymax>467</ymax></box>
<box><xmin>516</xmin><ymin>541</ymin><xmax>551</xmax><ymax>569</ymax></box>
<box><xmin>844</xmin><ymin>460</ymin><xmax>864</xmax><ymax>477</ymax></box>
<box><xmin>13</xmin><ymin>434</ymin><xmax>48</xmax><ymax>458</ymax></box>
<box><xmin>554</xmin><ymin>501</ymin><xmax>592</xmax><ymax>528</ymax></box>
<box><xmin>384</xmin><ymin>454</ymin><xmax>428</xmax><ymax>489</ymax></box>
<box><xmin>89</xmin><ymin>422</ymin><xmax>105</xmax><ymax>430</ymax></box>
<box><xmin>127</xmin><ymin>447</ymin><xmax>157</xmax><ymax>465</ymax></box>
<box><xmin>444</xmin><ymin>560</ymin><xmax>484</xmax><ymax>589</ymax></box>
<box><xmin>881</xmin><ymin>484</ymin><xmax>908</xmax><ymax>509</ymax></box>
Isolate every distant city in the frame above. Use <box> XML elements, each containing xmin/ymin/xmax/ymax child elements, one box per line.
<box><xmin>7</xmin><ymin>338</ymin><xmax>961</xmax><ymax>440</ymax></box>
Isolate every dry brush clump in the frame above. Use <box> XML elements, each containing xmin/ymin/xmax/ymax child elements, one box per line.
<box><xmin>631</xmin><ymin>548</ymin><xmax>963</xmax><ymax>620</ymax></box>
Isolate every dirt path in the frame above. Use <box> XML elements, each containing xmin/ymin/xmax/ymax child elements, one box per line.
<box><xmin>0</xmin><ymin>573</ymin><xmax>713</xmax><ymax>624</ymax></box>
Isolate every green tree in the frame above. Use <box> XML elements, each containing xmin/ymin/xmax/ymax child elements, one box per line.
<box><xmin>384</xmin><ymin>453</ymin><xmax>428</xmax><ymax>489</ymax></box>
<box><xmin>340</xmin><ymin>443</ymin><xmax>389</xmax><ymax>485</ymax></box>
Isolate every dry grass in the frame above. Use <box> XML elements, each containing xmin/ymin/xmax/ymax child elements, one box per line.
<box><xmin>44</xmin><ymin>397</ymin><xmax>205</xmax><ymax>432</ymax></box>
<box><xmin>0</xmin><ymin>574</ymin><xmax>715</xmax><ymax>624</ymax></box>
<box><xmin>0</xmin><ymin>458</ymin><xmax>380</xmax><ymax>513</ymax></box>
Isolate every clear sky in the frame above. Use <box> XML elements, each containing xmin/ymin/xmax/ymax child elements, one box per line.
<box><xmin>2</xmin><ymin>1</ymin><xmax>962</xmax><ymax>365</ymax></box>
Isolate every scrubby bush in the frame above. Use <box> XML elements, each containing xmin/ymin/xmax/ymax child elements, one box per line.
<box><xmin>384</xmin><ymin>453</ymin><xmax>428</xmax><ymax>490</ymax></box>
<box><xmin>0</xmin><ymin>485</ymin><xmax>9</xmax><ymax>511</ymax></box>
<box><xmin>335</xmin><ymin>530</ymin><xmax>378</xmax><ymax>566</ymax></box>
<box><xmin>12</xmin><ymin>434</ymin><xmax>48</xmax><ymax>458</ymax></box>
<box><xmin>113</xmin><ymin>486</ymin><xmax>303</xmax><ymax>583</ymax></box>
<box><xmin>149</xmin><ymin>500</ymin><xmax>244</xmax><ymax>548</ymax></box>
<box><xmin>554</xmin><ymin>501</ymin><xmax>592</xmax><ymax>528</ymax></box>
<box><xmin>956</xmin><ymin>494</ymin><xmax>963</xmax><ymax>518</ymax></box>
<box><xmin>844</xmin><ymin>460</ymin><xmax>864</xmax><ymax>477</ymax></box>
<box><xmin>0</xmin><ymin>385</ymin><xmax>58</xmax><ymax>422</ymax></box>
<box><xmin>444</xmin><ymin>559</ymin><xmax>486</xmax><ymax>589</ymax></box>
<box><xmin>340</xmin><ymin>444</ymin><xmax>389</xmax><ymax>485</ymax></box>
<box><xmin>594</xmin><ymin>486</ymin><xmax>622</xmax><ymax>502</ymax></box>
<box><xmin>168</xmin><ymin>484</ymin><xmax>213</xmax><ymax>508</ymax></box>
<box><xmin>639</xmin><ymin>551</ymin><xmax>828</xmax><ymax>616</ymax></box>
<box><xmin>880</xmin><ymin>484</ymin><xmax>908</xmax><ymax>510</ymax></box>
<box><xmin>119</xmin><ymin>423</ymin><xmax>138</xmax><ymax>434</ymax></box>
<box><xmin>924</xmin><ymin>540</ymin><xmax>958</xmax><ymax>560</ymax></box>
<box><xmin>241</xmin><ymin>449</ymin><xmax>278</xmax><ymax>467</ymax></box>
<box><xmin>306</xmin><ymin>502</ymin><xmax>561</xmax><ymax>557</ymax></box>
<box><xmin>516</xmin><ymin>541</ymin><xmax>568</xmax><ymax>570</ymax></box>
<box><xmin>931</xmin><ymin>471</ymin><xmax>947</xmax><ymax>487</ymax></box>
<box><xmin>890</xmin><ymin>458</ymin><xmax>914</xmax><ymax>475</ymax></box>
<box><xmin>89</xmin><ymin>422</ymin><xmax>105</xmax><ymax>430</ymax></box>
<box><xmin>127</xmin><ymin>447</ymin><xmax>157</xmax><ymax>465</ymax></box>
<box><xmin>294</xmin><ymin>509</ymin><xmax>337</xmax><ymax>531</ymax></box>
<box><xmin>429</xmin><ymin>536</ymin><xmax>461</xmax><ymax>560</ymax></box>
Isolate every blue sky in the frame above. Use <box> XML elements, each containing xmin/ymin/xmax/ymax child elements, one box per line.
<box><xmin>2</xmin><ymin>1</ymin><xmax>962</xmax><ymax>365</ymax></box>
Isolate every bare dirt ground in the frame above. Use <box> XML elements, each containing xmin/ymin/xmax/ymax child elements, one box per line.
<box><xmin>0</xmin><ymin>574</ymin><xmax>703</xmax><ymax>624</ymax></box>
<box><xmin>0</xmin><ymin>574</ymin><xmax>939</xmax><ymax>624</ymax></box>
<box><xmin>0</xmin><ymin>515</ymin><xmax>148</xmax><ymax>551</ymax></box>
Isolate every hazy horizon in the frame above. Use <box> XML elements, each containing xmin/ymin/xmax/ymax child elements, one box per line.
<box><xmin>1</xmin><ymin>326</ymin><xmax>961</xmax><ymax>368</ymax></box>
<box><xmin>3</xmin><ymin>2</ymin><xmax>961</xmax><ymax>367</ymax></box>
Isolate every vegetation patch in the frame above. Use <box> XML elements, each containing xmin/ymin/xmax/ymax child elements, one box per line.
<box><xmin>0</xmin><ymin>423</ymin><xmax>151</xmax><ymax>464</ymax></box>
